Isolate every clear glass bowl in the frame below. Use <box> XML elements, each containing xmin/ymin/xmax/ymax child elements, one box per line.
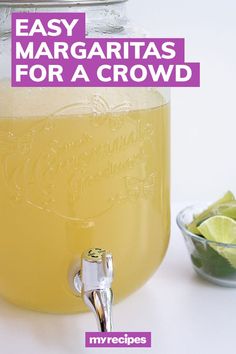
<box><xmin>177</xmin><ymin>204</ymin><xmax>236</xmax><ymax>287</ymax></box>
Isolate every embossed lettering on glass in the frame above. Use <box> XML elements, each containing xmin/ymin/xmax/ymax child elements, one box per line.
<box><xmin>0</xmin><ymin>0</ymin><xmax>170</xmax><ymax>330</ymax></box>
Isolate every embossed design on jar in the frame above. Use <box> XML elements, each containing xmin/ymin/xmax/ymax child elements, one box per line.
<box><xmin>0</xmin><ymin>104</ymin><xmax>160</xmax><ymax>223</ymax></box>
<box><xmin>89</xmin><ymin>94</ymin><xmax>132</xmax><ymax>131</ymax></box>
<box><xmin>51</xmin><ymin>94</ymin><xmax>132</xmax><ymax>131</ymax></box>
<box><xmin>125</xmin><ymin>173</ymin><xmax>157</xmax><ymax>200</ymax></box>
<box><xmin>108</xmin><ymin>172</ymin><xmax>158</xmax><ymax>206</ymax></box>
<box><xmin>0</xmin><ymin>117</ymin><xmax>55</xmax><ymax>204</ymax></box>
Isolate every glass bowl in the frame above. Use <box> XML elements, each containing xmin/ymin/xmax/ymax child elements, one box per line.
<box><xmin>177</xmin><ymin>204</ymin><xmax>236</xmax><ymax>287</ymax></box>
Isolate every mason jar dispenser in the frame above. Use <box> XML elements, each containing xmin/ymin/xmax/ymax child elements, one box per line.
<box><xmin>0</xmin><ymin>0</ymin><xmax>170</xmax><ymax>331</ymax></box>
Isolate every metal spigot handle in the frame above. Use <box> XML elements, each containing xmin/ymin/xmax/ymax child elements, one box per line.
<box><xmin>73</xmin><ymin>248</ymin><xmax>113</xmax><ymax>332</ymax></box>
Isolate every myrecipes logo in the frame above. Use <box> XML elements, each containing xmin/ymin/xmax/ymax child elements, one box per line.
<box><xmin>11</xmin><ymin>13</ymin><xmax>200</xmax><ymax>87</ymax></box>
<box><xmin>85</xmin><ymin>332</ymin><xmax>152</xmax><ymax>348</ymax></box>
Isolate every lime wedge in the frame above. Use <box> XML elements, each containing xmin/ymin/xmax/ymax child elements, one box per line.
<box><xmin>213</xmin><ymin>201</ymin><xmax>236</xmax><ymax>220</ymax></box>
<box><xmin>198</xmin><ymin>215</ymin><xmax>236</xmax><ymax>267</ymax></box>
<box><xmin>187</xmin><ymin>191</ymin><xmax>235</xmax><ymax>235</ymax></box>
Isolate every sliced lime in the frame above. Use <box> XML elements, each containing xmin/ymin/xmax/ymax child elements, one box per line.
<box><xmin>213</xmin><ymin>201</ymin><xmax>236</xmax><ymax>220</ymax></box>
<box><xmin>187</xmin><ymin>191</ymin><xmax>235</xmax><ymax>235</ymax></box>
<box><xmin>198</xmin><ymin>215</ymin><xmax>236</xmax><ymax>267</ymax></box>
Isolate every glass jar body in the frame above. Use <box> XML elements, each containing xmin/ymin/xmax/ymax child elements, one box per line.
<box><xmin>0</xmin><ymin>1</ymin><xmax>170</xmax><ymax>313</ymax></box>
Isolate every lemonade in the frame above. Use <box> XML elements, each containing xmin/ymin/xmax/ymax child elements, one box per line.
<box><xmin>0</xmin><ymin>83</ymin><xmax>170</xmax><ymax>313</ymax></box>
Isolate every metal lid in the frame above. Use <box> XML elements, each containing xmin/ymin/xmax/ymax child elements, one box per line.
<box><xmin>0</xmin><ymin>0</ymin><xmax>127</xmax><ymax>5</ymax></box>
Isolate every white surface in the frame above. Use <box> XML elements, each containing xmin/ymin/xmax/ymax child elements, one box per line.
<box><xmin>1</xmin><ymin>203</ymin><xmax>236</xmax><ymax>354</ymax></box>
<box><xmin>128</xmin><ymin>0</ymin><xmax>236</xmax><ymax>202</ymax></box>
<box><xmin>1</xmin><ymin>1</ymin><xmax>236</xmax><ymax>353</ymax></box>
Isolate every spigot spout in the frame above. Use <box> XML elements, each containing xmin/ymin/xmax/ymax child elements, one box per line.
<box><xmin>83</xmin><ymin>288</ymin><xmax>113</xmax><ymax>332</ymax></box>
<box><xmin>73</xmin><ymin>248</ymin><xmax>113</xmax><ymax>332</ymax></box>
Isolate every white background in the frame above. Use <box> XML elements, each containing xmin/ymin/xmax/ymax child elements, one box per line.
<box><xmin>2</xmin><ymin>204</ymin><xmax>236</xmax><ymax>354</ymax></box>
<box><xmin>128</xmin><ymin>0</ymin><xmax>236</xmax><ymax>203</ymax></box>
<box><xmin>1</xmin><ymin>1</ymin><xmax>236</xmax><ymax>354</ymax></box>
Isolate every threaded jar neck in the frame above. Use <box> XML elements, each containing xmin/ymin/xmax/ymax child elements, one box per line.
<box><xmin>0</xmin><ymin>0</ymin><xmax>128</xmax><ymax>7</ymax></box>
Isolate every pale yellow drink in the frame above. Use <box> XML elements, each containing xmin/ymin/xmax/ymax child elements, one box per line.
<box><xmin>0</xmin><ymin>83</ymin><xmax>170</xmax><ymax>313</ymax></box>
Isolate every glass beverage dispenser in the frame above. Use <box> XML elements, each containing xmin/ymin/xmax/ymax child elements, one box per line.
<box><xmin>0</xmin><ymin>0</ymin><xmax>170</xmax><ymax>330</ymax></box>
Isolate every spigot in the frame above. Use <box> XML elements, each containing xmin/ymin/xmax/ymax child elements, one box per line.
<box><xmin>73</xmin><ymin>248</ymin><xmax>113</xmax><ymax>332</ymax></box>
